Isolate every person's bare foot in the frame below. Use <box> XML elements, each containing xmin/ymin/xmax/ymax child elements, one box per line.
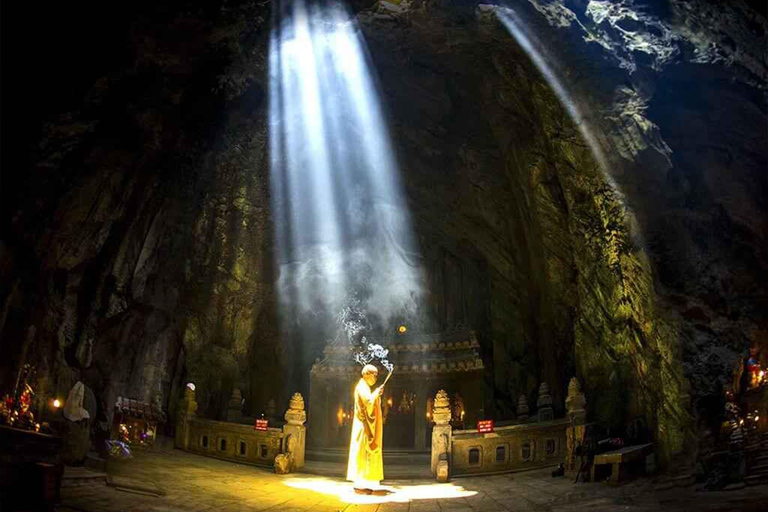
<box><xmin>354</xmin><ymin>488</ymin><xmax>372</xmax><ymax>495</ymax></box>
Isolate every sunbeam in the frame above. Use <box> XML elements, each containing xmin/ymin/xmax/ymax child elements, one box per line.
<box><xmin>268</xmin><ymin>0</ymin><xmax>424</xmax><ymax>361</ymax></box>
<box><xmin>495</xmin><ymin>5</ymin><xmax>613</xmax><ymax>184</ymax></box>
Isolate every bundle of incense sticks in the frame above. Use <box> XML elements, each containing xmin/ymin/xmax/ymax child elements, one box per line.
<box><xmin>381</xmin><ymin>368</ymin><xmax>394</xmax><ymax>388</ymax></box>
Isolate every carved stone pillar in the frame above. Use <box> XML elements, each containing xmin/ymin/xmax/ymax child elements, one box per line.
<box><xmin>565</xmin><ymin>378</ymin><xmax>587</xmax><ymax>425</ymax></box>
<box><xmin>431</xmin><ymin>390</ymin><xmax>452</xmax><ymax>481</ymax></box>
<box><xmin>226</xmin><ymin>388</ymin><xmax>243</xmax><ymax>423</ymax></box>
<box><xmin>175</xmin><ymin>385</ymin><xmax>198</xmax><ymax>450</ymax></box>
<box><xmin>565</xmin><ymin>378</ymin><xmax>587</xmax><ymax>477</ymax></box>
<box><xmin>517</xmin><ymin>394</ymin><xmax>530</xmax><ymax>422</ymax></box>
<box><xmin>282</xmin><ymin>392</ymin><xmax>307</xmax><ymax>470</ymax></box>
<box><xmin>537</xmin><ymin>383</ymin><xmax>554</xmax><ymax>422</ymax></box>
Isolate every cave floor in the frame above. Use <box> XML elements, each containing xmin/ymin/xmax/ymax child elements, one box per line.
<box><xmin>58</xmin><ymin>448</ymin><xmax>768</xmax><ymax>512</ymax></box>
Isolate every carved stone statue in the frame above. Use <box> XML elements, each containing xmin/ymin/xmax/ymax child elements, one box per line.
<box><xmin>274</xmin><ymin>452</ymin><xmax>291</xmax><ymax>474</ymax></box>
<box><xmin>274</xmin><ymin>432</ymin><xmax>298</xmax><ymax>474</ymax></box>
<box><xmin>64</xmin><ymin>382</ymin><xmax>90</xmax><ymax>422</ymax></box>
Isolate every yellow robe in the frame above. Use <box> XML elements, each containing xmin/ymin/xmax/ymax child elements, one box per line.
<box><xmin>346</xmin><ymin>378</ymin><xmax>384</xmax><ymax>483</ymax></box>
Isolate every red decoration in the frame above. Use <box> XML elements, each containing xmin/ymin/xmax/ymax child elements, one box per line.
<box><xmin>477</xmin><ymin>419</ymin><xmax>494</xmax><ymax>433</ymax></box>
<box><xmin>255</xmin><ymin>419</ymin><xmax>268</xmax><ymax>431</ymax></box>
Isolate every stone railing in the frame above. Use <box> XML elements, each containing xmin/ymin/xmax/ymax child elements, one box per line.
<box><xmin>430</xmin><ymin>378</ymin><xmax>587</xmax><ymax>481</ymax></box>
<box><xmin>450</xmin><ymin>418</ymin><xmax>570</xmax><ymax>476</ymax></box>
<box><xmin>175</xmin><ymin>387</ymin><xmax>306</xmax><ymax>474</ymax></box>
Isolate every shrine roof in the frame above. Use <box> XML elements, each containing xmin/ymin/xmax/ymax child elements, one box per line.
<box><xmin>311</xmin><ymin>325</ymin><xmax>485</xmax><ymax>375</ymax></box>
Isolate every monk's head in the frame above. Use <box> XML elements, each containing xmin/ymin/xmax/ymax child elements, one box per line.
<box><xmin>362</xmin><ymin>364</ymin><xmax>378</xmax><ymax>386</ymax></box>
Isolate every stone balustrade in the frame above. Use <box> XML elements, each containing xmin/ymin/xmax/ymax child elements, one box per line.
<box><xmin>175</xmin><ymin>387</ymin><xmax>306</xmax><ymax>474</ymax></box>
<box><xmin>430</xmin><ymin>378</ymin><xmax>586</xmax><ymax>481</ymax></box>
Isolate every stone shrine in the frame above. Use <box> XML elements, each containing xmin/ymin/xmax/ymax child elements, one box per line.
<box><xmin>309</xmin><ymin>325</ymin><xmax>484</xmax><ymax>450</ymax></box>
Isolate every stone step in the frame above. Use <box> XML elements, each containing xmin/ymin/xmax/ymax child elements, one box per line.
<box><xmin>306</xmin><ymin>448</ymin><xmax>431</xmax><ymax>464</ymax></box>
<box><xmin>302</xmin><ymin>459</ymin><xmax>433</xmax><ymax>479</ymax></box>
<box><xmin>62</xmin><ymin>466</ymin><xmax>107</xmax><ymax>484</ymax></box>
<box><xmin>745</xmin><ymin>474</ymin><xmax>768</xmax><ymax>486</ymax></box>
<box><xmin>749</xmin><ymin>463</ymin><xmax>768</xmax><ymax>474</ymax></box>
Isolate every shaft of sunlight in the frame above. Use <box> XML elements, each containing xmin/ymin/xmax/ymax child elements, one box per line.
<box><xmin>268</xmin><ymin>0</ymin><xmax>424</xmax><ymax>346</ymax></box>
<box><xmin>496</xmin><ymin>6</ymin><xmax>613</xmax><ymax>182</ymax></box>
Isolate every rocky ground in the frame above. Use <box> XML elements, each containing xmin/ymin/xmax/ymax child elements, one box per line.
<box><xmin>57</xmin><ymin>448</ymin><xmax>768</xmax><ymax>512</ymax></box>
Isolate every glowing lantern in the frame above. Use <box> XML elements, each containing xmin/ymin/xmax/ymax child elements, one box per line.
<box><xmin>52</xmin><ymin>399</ymin><xmax>61</xmax><ymax>408</ymax></box>
<box><xmin>398</xmin><ymin>325</ymin><xmax>407</xmax><ymax>334</ymax></box>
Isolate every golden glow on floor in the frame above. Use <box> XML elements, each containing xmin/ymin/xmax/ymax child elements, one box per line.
<box><xmin>283</xmin><ymin>477</ymin><xmax>477</xmax><ymax>504</ymax></box>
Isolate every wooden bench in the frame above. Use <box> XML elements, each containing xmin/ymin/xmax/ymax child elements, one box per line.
<box><xmin>591</xmin><ymin>443</ymin><xmax>653</xmax><ymax>485</ymax></box>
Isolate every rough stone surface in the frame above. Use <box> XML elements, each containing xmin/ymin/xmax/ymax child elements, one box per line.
<box><xmin>57</xmin><ymin>448</ymin><xmax>768</xmax><ymax>512</ymax></box>
<box><xmin>1</xmin><ymin>0</ymin><xmax>765</xmax><ymax>471</ymax></box>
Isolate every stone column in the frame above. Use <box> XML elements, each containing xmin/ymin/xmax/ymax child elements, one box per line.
<box><xmin>565</xmin><ymin>378</ymin><xmax>587</xmax><ymax>477</ymax></box>
<box><xmin>414</xmin><ymin>383</ymin><xmax>428</xmax><ymax>451</ymax></box>
<box><xmin>537</xmin><ymin>383</ymin><xmax>554</xmax><ymax>422</ymax></box>
<box><xmin>283</xmin><ymin>393</ymin><xmax>307</xmax><ymax>470</ymax></box>
<box><xmin>517</xmin><ymin>394</ymin><xmax>530</xmax><ymax>422</ymax></box>
<box><xmin>431</xmin><ymin>390</ymin><xmax>452</xmax><ymax>481</ymax></box>
<box><xmin>175</xmin><ymin>385</ymin><xmax>198</xmax><ymax>450</ymax></box>
<box><xmin>226</xmin><ymin>388</ymin><xmax>244</xmax><ymax>423</ymax></box>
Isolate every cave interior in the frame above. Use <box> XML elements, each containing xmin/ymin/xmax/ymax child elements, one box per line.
<box><xmin>0</xmin><ymin>0</ymin><xmax>767</xmax><ymax>510</ymax></box>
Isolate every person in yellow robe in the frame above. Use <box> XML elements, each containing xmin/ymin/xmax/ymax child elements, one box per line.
<box><xmin>347</xmin><ymin>364</ymin><xmax>385</xmax><ymax>493</ymax></box>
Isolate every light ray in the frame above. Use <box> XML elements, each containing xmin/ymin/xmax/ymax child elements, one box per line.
<box><xmin>268</xmin><ymin>0</ymin><xmax>425</xmax><ymax>368</ymax></box>
<box><xmin>496</xmin><ymin>6</ymin><xmax>612</xmax><ymax>183</ymax></box>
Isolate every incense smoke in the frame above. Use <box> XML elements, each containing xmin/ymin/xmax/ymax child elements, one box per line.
<box><xmin>336</xmin><ymin>294</ymin><xmax>394</xmax><ymax>372</ymax></box>
<box><xmin>354</xmin><ymin>341</ymin><xmax>394</xmax><ymax>373</ymax></box>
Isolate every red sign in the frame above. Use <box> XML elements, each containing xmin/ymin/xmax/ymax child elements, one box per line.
<box><xmin>477</xmin><ymin>420</ymin><xmax>494</xmax><ymax>433</ymax></box>
<box><xmin>255</xmin><ymin>419</ymin><xmax>268</xmax><ymax>431</ymax></box>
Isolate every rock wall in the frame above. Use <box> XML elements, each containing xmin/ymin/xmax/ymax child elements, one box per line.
<box><xmin>0</xmin><ymin>0</ymin><xmax>764</xmax><ymax>466</ymax></box>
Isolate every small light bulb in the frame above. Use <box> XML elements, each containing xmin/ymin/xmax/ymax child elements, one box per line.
<box><xmin>53</xmin><ymin>399</ymin><xmax>61</xmax><ymax>408</ymax></box>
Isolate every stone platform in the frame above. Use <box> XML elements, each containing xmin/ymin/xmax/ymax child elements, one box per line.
<box><xmin>305</xmin><ymin>448</ymin><xmax>432</xmax><ymax>479</ymax></box>
<box><xmin>55</xmin><ymin>447</ymin><xmax>768</xmax><ymax>512</ymax></box>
